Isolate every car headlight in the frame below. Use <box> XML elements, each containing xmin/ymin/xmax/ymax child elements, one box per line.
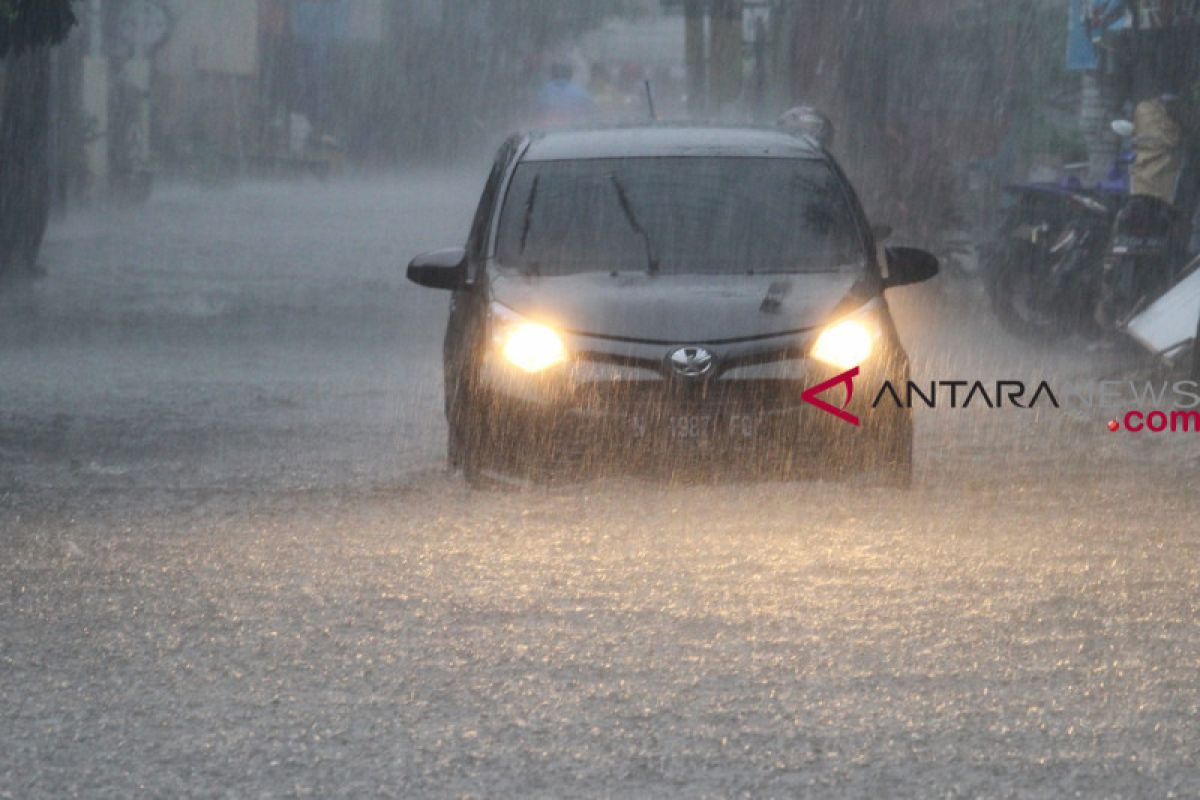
<box><xmin>490</xmin><ymin>303</ymin><xmax>566</xmax><ymax>374</ymax></box>
<box><xmin>811</xmin><ymin>318</ymin><xmax>874</xmax><ymax>370</ymax></box>
<box><xmin>500</xmin><ymin>322</ymin><xmax>566</xmax><ymax>372</ymax></box>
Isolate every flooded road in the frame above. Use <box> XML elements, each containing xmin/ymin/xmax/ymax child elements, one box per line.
<box><xmin>2</xmin><ymin>176</ymin><xmax>1198</xmax><ymax>797</ymax></box>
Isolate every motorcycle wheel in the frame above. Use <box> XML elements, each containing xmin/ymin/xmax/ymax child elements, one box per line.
<box><xmin>988</xmin><ymin>244</ymin><xmax>1069</xmax><ymax>340</ymax></box>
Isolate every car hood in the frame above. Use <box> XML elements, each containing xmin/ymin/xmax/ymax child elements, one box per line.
<box><xmin>491</xmin><ymin>271</ymin><xmax>868</xmax><ymax>343</ymax></box>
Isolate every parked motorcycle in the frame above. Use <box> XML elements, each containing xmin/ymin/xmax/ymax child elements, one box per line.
<box><xmin>983</xmin><ymin>157</ymin><xmax>1128</xmax><ymax>340</ymax></box>
<box><xmin>988</xmin><ymin>113</ymin><xmax>1199</xmax><ymax>348</ymax></box>
<box><xmin>1095</xmin><ymin>117</ymin><xmax>1197</xmax><ymax>328</ymax></box>
<box><xmin>1096</xmin><ymin>192</ymin><xmax>1179</xmax><ymax>327</ymax></box>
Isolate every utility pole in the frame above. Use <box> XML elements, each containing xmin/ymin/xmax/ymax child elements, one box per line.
<box><xmin>750</xmin><ymin>11</ymin><xmax>767</xmax><ymax>121</ymax></box>
<box><xmin>684</xmin><ymin>0</ymin><xmax>707</xmax><ymax>117</ymax></box>
<box><xmin>81</xmin><ymin>0</ymin><xmax>109</xmax><ymax>197</ymax></box>
<box><xmin>709</xmin><ymin>0</ymin><xmax>743</xmax><ymax>117</ymax></box>
<box><xmin>839</xmin><ymin>0</ymin><xmax>889</xmax><ymax>165</ymax></box>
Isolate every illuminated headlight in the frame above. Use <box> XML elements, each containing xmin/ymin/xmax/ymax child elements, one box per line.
<box><xmin>811</xmin><ymin>319</ymin><xmax>875</xmax><ymax>370</ymax></box>
<box><xmin>491</xmin><ymin>304</ymin><xmax>566</xmax><ymax>373</ymax></box>
<box><xmin>501</xmin><ymin>322</ymin><xmax>566</xmax><ymax>372</ymax></box>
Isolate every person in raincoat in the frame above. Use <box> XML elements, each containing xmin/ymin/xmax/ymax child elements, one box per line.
<box><xmin>1102</xmin><ymin>1</ymin><xmax>1200</xmax><ymax>206</ymax></box>
<box><xmin>535</xmin><ymin>62</ymin><xmax>596</xmax><ymax>129</ymax></box>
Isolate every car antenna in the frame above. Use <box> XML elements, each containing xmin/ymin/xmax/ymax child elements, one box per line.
<box><xmin>644</xmin><ymin>79</ymin><xmax>657</xmax><ymax>123</ymax></box>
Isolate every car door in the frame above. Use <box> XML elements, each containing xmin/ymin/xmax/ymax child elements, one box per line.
<box><xmin>444</xmin><ymin>138</ymin><xmax>520</xmax><ymax>418</ymax></box>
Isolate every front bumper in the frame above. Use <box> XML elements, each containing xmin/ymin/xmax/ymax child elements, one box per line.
<box><xmin>475</xmin><ymin>353</ymin><xmax>908</xmax><ymax>477</ymax></box>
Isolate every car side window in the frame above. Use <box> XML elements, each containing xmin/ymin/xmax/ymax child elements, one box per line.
<box><xmin>466</xmin><ymin>139</ymin><xmax>517</xmax><ymax>273</ymax></box>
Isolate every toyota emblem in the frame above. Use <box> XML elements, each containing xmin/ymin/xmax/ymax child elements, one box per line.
<box><xmin>667</xmin><ymin>346</ymin><xmax>715</xmax><ymax>379</ymax></box>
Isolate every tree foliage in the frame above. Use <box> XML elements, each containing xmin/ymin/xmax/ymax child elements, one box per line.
<box><xmin>0</xmin><ymin>0</ymin><xmax>77</xmax><ymax>59</ymax></box>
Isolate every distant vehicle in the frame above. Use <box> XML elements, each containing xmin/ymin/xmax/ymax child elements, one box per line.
<box><xmin>407</xmin><ymin>127</ymin><xmax>938</xmax><ymax>486</ymax></box>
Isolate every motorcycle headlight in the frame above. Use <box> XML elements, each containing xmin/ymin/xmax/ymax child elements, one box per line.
<box><xmin>492</xmin><ymin>304</ymin><xmax>566</xmax><ymax>373</ymax></box>
<box><xmin>811</xmin><ymin>318</ymin><xmax>875</xmax><ymax>370</ymax></box>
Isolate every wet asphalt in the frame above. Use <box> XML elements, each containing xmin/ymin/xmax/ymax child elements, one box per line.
<box><xmin>2</xmin><ymin>176</ymin><xmax>1198</xmax><ymax>798</ymax></box>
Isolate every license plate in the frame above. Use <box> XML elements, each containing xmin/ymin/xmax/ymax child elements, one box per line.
<box><xmin>630</xmin><ymin>414</ymin><xmax>759</xmax><ymax>441</ymax></box>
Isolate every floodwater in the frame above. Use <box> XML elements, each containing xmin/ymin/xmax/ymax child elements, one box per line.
<box><xmin>2</xmin><ymin>175</ymin><xmax>1198</xmax><ymax>797</ymax></box>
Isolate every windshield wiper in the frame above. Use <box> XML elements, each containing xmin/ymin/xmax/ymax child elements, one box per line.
<box><xmin>518</xmin><ymin>174</ymin><xmax>539</xmax><ymax>255</ymax></box>
<box><xmin>516</xmin><ymin>175</ymin><xmax>542</xmax><ymax>276</ymax></box>
<box><xmin>608</xmin><ymin>173</ymin><xmax>659</xmax><ymax>276</ymax></box>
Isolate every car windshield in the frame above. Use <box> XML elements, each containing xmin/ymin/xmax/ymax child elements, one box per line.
<box><xmin>495</xmin><ymin>156</ymin><xmax>865</xmax><ymax>276</ymax></box>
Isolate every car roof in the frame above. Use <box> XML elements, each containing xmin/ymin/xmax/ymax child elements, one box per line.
<box><xmin>520</xmin><ymin>126</ymin><xmax>824</xmax><ymax>162</ymax></box>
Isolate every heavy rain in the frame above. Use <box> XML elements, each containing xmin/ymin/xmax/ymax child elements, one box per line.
<box><xmin>2</xmin><ymin>1</ymin><xmax>1199</xmax><ymax>797</ymax></box>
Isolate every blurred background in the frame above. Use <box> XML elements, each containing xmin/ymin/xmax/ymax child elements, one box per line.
<box><xmin>1</xmin><ymin>1</ymin><xmax>1089</xmax><ymax>276</ymax></box>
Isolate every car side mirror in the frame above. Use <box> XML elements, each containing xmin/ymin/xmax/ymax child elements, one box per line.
<box><xmin>407</xmin><ymin>247</ymin><xmax>467</xmax><ymax>290</ymax></box>
<box><xmin>871</xmin><ymin>224</ymin><xmax>893</xmax><ymax>242</ymax></box>
<box><xmin>883</xmin><ymin>246</ymin><xmax>939</xmax><ymax>289</ymax></box>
